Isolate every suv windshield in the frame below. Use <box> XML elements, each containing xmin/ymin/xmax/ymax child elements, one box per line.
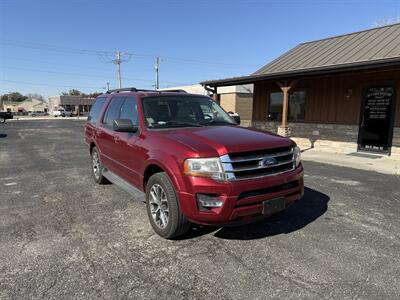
<box><xmin>142</xmin><ymin>95</ymin><xmax>236</xmax><ymax>128</ymax></box>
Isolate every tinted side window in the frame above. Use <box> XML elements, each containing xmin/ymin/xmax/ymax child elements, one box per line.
<box><xmin>88</xmin><ymin>97</ymin><xmax>106</xmax><ymax>124</ymax></box>
<box><xmin>120</xmin><ymin>96</ymin><xmax>139</xmax><ymax>126</ymax></box>
<box><xmin>103</xmin><ymin>96</ymin><xmax>126</xmax><ymax>125</ymax></box>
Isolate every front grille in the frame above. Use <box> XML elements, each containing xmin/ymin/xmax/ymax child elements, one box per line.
<box><xmin>221</xmin><ymin>146</ymin><xmax>295</xmax><ymax>180</ymax></box>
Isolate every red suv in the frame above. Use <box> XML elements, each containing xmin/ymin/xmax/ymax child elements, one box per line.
<box><xmin>85</xmin><ymin>88</ymin><xmax>304</xmax><ymax>238</ymax></box>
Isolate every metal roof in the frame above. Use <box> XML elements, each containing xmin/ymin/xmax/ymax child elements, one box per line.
<box><xmin>202</xmin><ymin>23</ymin><xmax>400</xmax><ymax>87</ymax></box>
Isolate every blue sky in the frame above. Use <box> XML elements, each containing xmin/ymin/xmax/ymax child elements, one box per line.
<box><xmin>0</xmin><ymin>0</ymin><xmax>399</xmax><ymax>99</ymax></box>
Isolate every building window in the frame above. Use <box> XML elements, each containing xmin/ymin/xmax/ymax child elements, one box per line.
<box><xmin>288</xmin><ymin>91</ymin><xmax>306</xmax><ymax>121</ymax></box>
<box><xmin>268</xmin><ymin>92</ymin><xmax>283</xmax><ymax>121</ymax></box>
<box><xmin>267</xmin><ymin>91</ymin><xmax>306</xmax><ymax>122</ymax></box>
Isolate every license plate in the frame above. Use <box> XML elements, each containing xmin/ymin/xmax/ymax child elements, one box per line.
<box><xmin>262</xmin><ymin>197</ymin><xmax>285</xmax><ymax>215</ymax></box>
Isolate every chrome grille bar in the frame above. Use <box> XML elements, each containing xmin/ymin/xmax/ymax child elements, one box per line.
<box><xmin>220</xmin><ymin>149</ymin><xmax>293</xmax><ymax>163</ymax></box>
<box><xmin>220</xmin><ymin>147</ymin><xmax>295</xmax><ymax>180</ymax></box>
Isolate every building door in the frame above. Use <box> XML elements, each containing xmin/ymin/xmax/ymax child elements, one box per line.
<box><xmin>358</xmin><ymin>85</ymin><xmax>396</xmax><ymax>154</ymax></box>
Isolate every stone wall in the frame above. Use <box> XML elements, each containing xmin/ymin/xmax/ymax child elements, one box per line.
<box><xmin>219</xmin><ymin>93</ymin><xmax>253</xmax><ymax>124</ymax></box>
<box><xmin>219</xmin><ymin>94</ymin><xmax>236</xmax><ymax>115</ymax></box>
<box><xmin>250</xmin><ymin>121</ymin><xmax>400</xmax><ymax>158</ymax></box>
<box><xmin>235</xmin><ymin>93</ymin><xmax>253</xmax><ymax>121</ymax></box>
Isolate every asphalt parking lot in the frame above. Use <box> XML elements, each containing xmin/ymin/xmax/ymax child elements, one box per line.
<box><xmin>1</xmin><ymin>120</ymin><xmax>400</xmax><ymax>299</ymax></box>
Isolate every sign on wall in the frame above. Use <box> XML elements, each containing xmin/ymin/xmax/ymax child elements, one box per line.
<box><xmin>358</xmin><ymin>86</ymin><xmax>396</xmax><ymax>153</ymax></box>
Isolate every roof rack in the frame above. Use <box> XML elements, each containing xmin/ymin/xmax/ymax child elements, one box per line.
<box><xmin>106</xmin><ymin>87</ymin><xmax>187</xmax><ymax>94</ymax></box>
<box><xmin>159</xmin><ymin>89</ymin><xmax>187</xmax><ymax>93</ymax></box>
<box><xmin>106</xmin><ymin>87</ymin><xmax>155</xmax><ymax>94</ymax></box>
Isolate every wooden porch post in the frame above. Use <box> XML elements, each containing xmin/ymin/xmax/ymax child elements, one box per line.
<box><xmin>281</xmin><ymin>86</ymin><xmax>290</xmax><ymax>128</ymax></box>
<box><xmin>277</xmin><ymin>82</ymin><xmax>295</xmax><ymax>137</ymax></box>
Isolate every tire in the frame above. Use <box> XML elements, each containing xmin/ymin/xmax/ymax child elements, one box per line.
<box><xmin>91</xmin><ymin>147</ymin><xmax>108</xmax><ymax>184</ymax></box>
<box><xmin>0</xmin><ymin>117</ymin><xmax>5</xmax><ymax>124</ymax></box>
<box><xmin>146</xmin><ymin>172</ymin><xmax>190</xmax><ymax>239</ymax></box>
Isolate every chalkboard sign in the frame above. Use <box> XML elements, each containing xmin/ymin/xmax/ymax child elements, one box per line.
<box><xmin>358</xmin><ymin>86</ymin><xmax>395</xmax><ymax>153</ymax></box>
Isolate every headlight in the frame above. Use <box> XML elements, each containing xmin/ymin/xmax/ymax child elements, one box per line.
<box><xmin>293</xmin><ymin>146</ymin><xmax>301</xmax><ymax>167</ymax></box>
<box><xmin>183</xmin><ymin>157</ymin><xmax>225</xmax><ymax>181</ymax></box>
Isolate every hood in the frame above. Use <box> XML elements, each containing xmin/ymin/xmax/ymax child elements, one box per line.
<box><xmin>157</xmin><ymin>126</ymin><xmax>293</xmax><ymax>156</ymax></box>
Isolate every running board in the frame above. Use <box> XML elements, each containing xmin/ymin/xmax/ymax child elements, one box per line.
<box><xmin>103</xmin><ymin>170</ymin><xmax>145</xmax><ymax>202</ymax></box>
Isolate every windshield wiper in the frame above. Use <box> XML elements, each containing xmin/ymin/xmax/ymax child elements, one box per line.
<box><xmin>201</xmin><ymin>119</ymin><xmax>236</xmax><ymax>126</ymax></box>
<box><xmin>160</xmin><ymin>121</ymin><xmax>204</xmax><ymax>127</ymax></box>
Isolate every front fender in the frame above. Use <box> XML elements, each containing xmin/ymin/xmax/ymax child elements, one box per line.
<box><xmin>142</xmin><ymin>152</ymin><xmax>187</xmax><ymax>193</ymax></box>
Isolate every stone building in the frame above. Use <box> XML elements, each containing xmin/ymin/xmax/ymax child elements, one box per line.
<box><xmin>202</xmin><ymin>23</ymin><xmax>400</xmax><ymax>158</ymax></box>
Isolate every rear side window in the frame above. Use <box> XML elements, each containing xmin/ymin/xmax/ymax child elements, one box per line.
<box><xmin>88</xmin><ymin>97</ymin><xmax>106</xmax><ymax>124</ymax></box>
<box><xmin>103</xmin><ymin>96</ymin><xmax>126</xmax><ymax>125</ymax></box>
<box><xmin>120</xmin><ymin>96</ymin><xmax>139</xmax><ymax>126</ymax></box>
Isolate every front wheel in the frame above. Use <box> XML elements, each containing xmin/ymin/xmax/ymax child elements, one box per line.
<box><xmin>0</xmin><ymin>117</ymin><xmax>5</xmax><ymax>123</ymax></box>
<box><xmin>146</xmin><ymin>172</ymin><xmax>190</xmax><ymax>239</ymax></box>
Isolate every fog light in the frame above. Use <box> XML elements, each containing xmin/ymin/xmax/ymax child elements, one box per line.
<box><xmin>197</xmin><ymin>193</ymin><xmax>223</xmax><ymax>208</ymax></box>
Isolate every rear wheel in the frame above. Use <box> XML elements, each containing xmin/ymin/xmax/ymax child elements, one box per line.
<box><xmin>91</xmin><ymin>147</ymin><xmax>108</xmax><ymax>184</ymax></box>
<box><xmin>0</xmin><ymin>117</ymin><xmax>5</xmax><ymax>123</ymax></box>
<box><xmin>146</xmin><ymin>172</ymin><xmax>190</xmax><ymax>239</ymax></box>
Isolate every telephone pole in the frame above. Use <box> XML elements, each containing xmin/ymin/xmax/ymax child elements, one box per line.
<box><xmin>155</xmin><ymin>56</ymin><xmax>160</xmax><ymax>90</ymax></box>
<box><xmin>97</xmin><ymin>51</ymin><xmax>132</xmax><ymax>89</ymax></box>
<box><xmin>116</xmin><ymin>51</ymin><xmax>122</xmax><ymax>88</ymax></box>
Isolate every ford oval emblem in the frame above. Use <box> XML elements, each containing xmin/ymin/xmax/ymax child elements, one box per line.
<box><xmin>260</xmin><ymin>157</ymin><xmax>278</xmax><ymax>167</ymax></box>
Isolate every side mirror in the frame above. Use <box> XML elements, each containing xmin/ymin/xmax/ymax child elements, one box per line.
<box><xmin>228</xmin><ymin>112</ymin><xmax>241</xmax><ymax>125</ymax></box>
<box><xmin>113</xmin><ymin>119</ymin><xmax>138</xmax><ymax>133</ymax></box>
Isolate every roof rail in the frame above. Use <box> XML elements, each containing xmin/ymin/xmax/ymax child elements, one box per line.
<box><xmin>106</xmin><ymin>87</ymin><xmax>138</xmax><ymax>94</ymax></box>
<box><xmin>106</xmin><ymin>87</ymin><xmax>188</xmax><ymax>94</ymax></box>
<box><xmin>159</xmin><ymin>89</ymin><xmax>187</xmax><ymax>93</ymax></box>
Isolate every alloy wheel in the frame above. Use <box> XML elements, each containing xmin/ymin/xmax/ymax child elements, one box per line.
<box><xmin>149</xmin><ymin>184</ymin><xmax>169</xmax><ymax>229</ymax></box>
<box><xmin>92</xmin><ymin>151</ymin><xmax>100</xmax><ymax>180</ymax></box>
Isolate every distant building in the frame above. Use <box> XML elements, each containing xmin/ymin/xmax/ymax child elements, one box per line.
<box><xmin>3</xmin><ymin>98</ymin><xmax>48</xmax><ymax>113</ymax></box>
<box><xmin>48</xmin><ymin>95</ymin><xmax>96</xmax><ymax>114</ymax></box>
<box><xmin>159</xmin><ymin>84</ymin><xmax>253</xmax><ymax>124</ymax></box>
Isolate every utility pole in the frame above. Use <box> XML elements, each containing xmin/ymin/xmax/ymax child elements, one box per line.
<box><xmin>97</xmin><ymin>51</ymin><xmax>132</xmax><ymax>89</ymax></box>
<box><xmin>116</xmin><ymin>51</ymin><xmax>122</xmax><ymax>88</ymax></box>
<box><xmin>155</xmin><ymin>56</ymin><xmax>160</xmax><ymax>90</ymax></box>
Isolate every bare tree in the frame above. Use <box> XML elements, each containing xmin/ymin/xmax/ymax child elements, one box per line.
<box><xmin>26</xmin><ymin>93</ymin><xmax>45</xmax><ymax>101</ymax></box>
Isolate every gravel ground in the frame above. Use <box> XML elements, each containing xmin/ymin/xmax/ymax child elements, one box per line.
<box><xmin>0</xmin><ymin>120</ymin><xmax>399</xmax><ymax>299</ymax></box>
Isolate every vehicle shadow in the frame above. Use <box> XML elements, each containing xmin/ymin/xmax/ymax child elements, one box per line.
<box><xmin>0</xmin><ymin>133</ymin><xmax>7</xmax><ymax>138</ymax></box>
<box><xmin>180</xmin><ymin>187</ymin><xmax>329</xmax><ymax>240</ymax></box>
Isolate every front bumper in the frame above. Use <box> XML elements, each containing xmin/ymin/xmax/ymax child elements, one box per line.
<box><xmin>178</xmin><ymin>164</ymin><xmax>304</xmax><ymax>226</ymax></box>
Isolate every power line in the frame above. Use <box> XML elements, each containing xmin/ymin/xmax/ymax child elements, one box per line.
<box><xmin>0</xmin><ymin>79</ymin><xmax>105</xmax><ymax>90</ymax></box>
<box><xmin>0</xmin><ymin>38</ymin><xmax>258</xmax><ymax>68</ymax></box>
<box><xmin>0</xmin><ymin>66</ymin><xmax>189</xmax><ymax>85</ymax></box>
<box><xmin>1</xmin><ymin>57</ymin><xmax>193</xmax><ymax>85</ymax></box>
